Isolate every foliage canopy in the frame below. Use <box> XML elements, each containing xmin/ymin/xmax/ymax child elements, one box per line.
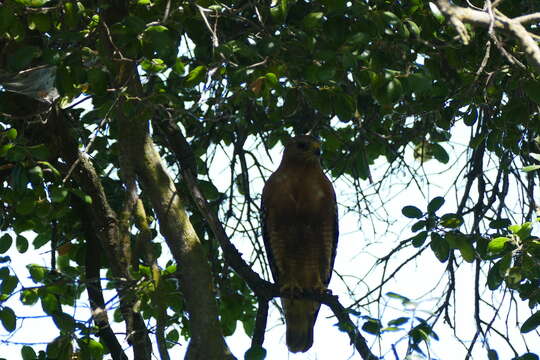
<box><xmin>0</xmin><ymin>0</ymin><xmax>540</xmax><ymax>359</ymax></box>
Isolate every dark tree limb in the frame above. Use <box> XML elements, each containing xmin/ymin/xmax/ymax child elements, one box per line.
<box><xmin>45</xmin><ymin>109</ymin><xmax>152</xmax><ymax>360</ymax></box>
<box><xmin>154</xmin><ymin>117</ymin><xmax>379</xmax><ymax>360</ymax></box>
<box><xmin>75</xmin><ymin>199</ymin><xmax>128</xmax><ymax>360</ymax></box>
<box><xmin>251</xmin><ymin>297</ymin><xmax>269</xmax><ymax>349</ymax></box>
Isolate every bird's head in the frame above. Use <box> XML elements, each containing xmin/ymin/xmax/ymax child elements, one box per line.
<box><xmin>282</xmin><ymin>135</ymin><xmax>322</xmax><ymax>165</ymax></box>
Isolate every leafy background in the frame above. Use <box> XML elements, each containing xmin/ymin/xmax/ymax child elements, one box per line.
<box><xmin>0</xmin><ymin>0</ymin><xmax>539</xmax><ymax>359</ymax></box>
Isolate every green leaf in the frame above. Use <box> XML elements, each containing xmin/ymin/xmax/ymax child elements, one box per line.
<box><xmin>402</xmin><ymin>205</ymin><xmax>423</xmax><ymax>218</ymax></box>
<box><xmin>21</xmin><ymin>345</ymin><xmax>37</xmax><ymax>360</ymax></box>
<box><xmin>27</xmin><ymin>144</ymin><xmax>50</xmax><ymax>160</ymax></box>
<box><xmin>5</xmin><ymin>128</ymin><xmax>18</xmax><ymax>141</ymax></box>
<box><xmin>431</xmin><ymin>143</ymin><xmax>449</xmax><ymax>164</ymax></box>
<box><xmin>515</xmin><ymin>222</ymin><xmax>533</xmax><ymax>240</ymax></box>
<box><xmin>520</xmin><ymin>310</ymin><xmax>540</xmax><ymax>333</ymax></box>
<box><xmin>16</xmin><ymin>235</ymin><xmax>28</xmax><ymax>253</ymax></box>
<box><xmin>464</xmin><ymin>108</ymin><xmax>478</xmax><ymax>126</ymax></box>
<box><xmin>411</xmin><ymin>220</ymin><xmax>426</xmax><ymax>232</ymax></box>
<box><xmin>264</xmin><ymin>73</ymin><xmax>279</xmax><ymax>88</ymax></box>
<box><xmin>33</xmin><ymin>233</ymin><xmax>50</xmax><ymax>249</ymax></box>
<box><xmin>388</xmin><ymin>317</ymin><xmax>409</xmax><ymax>326</ymax></box>
<box><xmin>70</xmin><ymin>188</ymin><xmax>92</xmax><ymax>204</ymax></box>
<box><xmin>302</xmin><ymin>12</ymin><xmax>324</xmax><ymax>29</ymax></box>
<box><xmin>362</xmin><ymin>318</ymin><xmax>382</xmax><ymax>335</ymax></box>
<box><xmin>407</xmin><ymin>73</ymin><xmax>432</xmax><ymax>94</ymax></box>
<box><xmin>79</xmin><ymin>338</ymin><xmax>104</xmax><ymax>360</ymax></box>
<box><xmin>280</xmin><ymin>0</ymin><xmax>288</xmax><ymax>21</ymax></box>
<box><xmin>431</xmin><ymin>233</ymin><xmax>450</xmax><ymax>262</ymax></box>
<box><xmin>0</xmin><ymin>307</ymin><xmax>16</xmax><ymax>332</ymax></box>
<box><xmin>498</xmin><ymin>254</ymin><xmax>512</xmax><ymax>277</ymax></box>
<box><xmin>440</xmin><ymin>213</ymin><xmax>464</xmax><ymax>228</ymax></box>
<box><xmin>198</xmin><ymin>180</ymin><xmax>221</xmax><ymax>201</ymax></box>
<box><xmin>522</xmin><ymin>165</ymin><xmax>540</xmax><ymax>172</ymax></box>
<box><xmin>37</xmin><ymin>161</ymin><xmax>61</xmax><ymax>177</ymax></box>
<box><xmin>140</xmin><ymin>58</ymin><xmax>167</xmax><ymax>73</ymax></box>
<box><xmin>487</xmin><ymin>349</ymin><xmax>498</xmax><ymax>360</ymax></box>
<box><xmin>142</xmin><ymin>25</ymin><xmax>177</xmax><ymax>61</ymax></box>
<box><xmin>405</xmin><ymin>20</ymin><xmax>421</xmax><ymax>37</ymax></box>
<box><xmin>524</xmin><ymin>80</ymin><xmax>540</xmax><ymax>104</ymax></box>
<box><xmin>244</xmin><ymin>345</ymin><xmax>267</xmax><ymax>360</ymax></box>
<box><xmin>165</xmin><ymin>329</ymin><xmax>179</xmax><ymax>349</ymax></box>
<box><xmin>487</xmin><ymin>237</ymin><xmax>511</xmax><ymax>254</ymax></box>
<box><xmin>0</xmin><ymin>143</ymin><xmax>14</xmax><ymax>157</ymax></box>
<box><xmin>47</xmin><ymin>335</ymin><xmax>72</xmax><ymax>360</ymax></box>
<box><xmin>184</xmin><ymin>65</ymin><xmax>207</xmax><ymax>87</ymax></box>
<box><xmin>427</xmin><ymin>196</ymin><xmax>445</xmax><ymax>213</ymax></box>
<box><xmin>20</xmin><ymin>288</ymin><xmax>39</xmax><ymax>305</ymax></box>
<box><xmin>41</xmin><ymin>293</ymin><xmax>59</xmax><ymax>314</ymax></box>
<box><xmin>50</xmin><ymin>187</ymin><xmax>68</xmax><ymax>203</ymax></box>
<box><xmin>27</xmin><ymin>264</ymin><xmax>47</xmax><ymax>282</ymax></box>
<box><xmin>172</xmin><ymin>59</ymin><xmax>185</xmax><ymax>75</ymax></box>
<box><xmin>410</xmin><ymin>231</ymin><xmax>428</xmax><ymax>247</ymax></box>
<box><xmin>386</xmin><ymin>292</ymin><xmax>410</xmax><ymax>303</ymax></box>
<box><xmin>381</xmin><ymin>326</ymin><xmax>401</xmax><ymax>332</ymax></box>
<box><xmin>487</xmin><ymin>262</ymin><xmax>504</xmax><ymax>290</ymax></box>
<box><xmin>457</xmin><ymin>238</ymin><xmax>475</xmax><ymax>262</ymax></box>
<box><xmin>0</xmin><ymin>234</ymin><xmax>12</xmax><ymax>254</ymax></box>
<box><xmin>242</xmin><ymin>316</ymin><xmax>255</xmax><ymax>337</ymax></box>
<box><xmin>52</xmin><ymin>312</ymin><xmax>76</xmax><ymax>333</ymax></box>
<box><xmin>429</xmin><ymin>1</ymin><xmax>445</xmax><ymax>23</ymax></box>
<box><xmin>347</xmin><ymin>32</ymin><xmax>368</xmax><ymax>46</ymax></box>
<box><xmin>515</xmin><ymin>354</ymin><xmax>540</xmax><ymax>360</ymax></box>
<box><xmin>28</xmin><ymin>166</ymin><xmax>44</xmax><ymax>183</ymax></box>
<box><xmin>1</xmin><ymin>275</ymin><xmax>19</xmax><ymax>295</ymax></box>
<box><xmin>17</xmin><ymin>195</ymin><xmax>36</xmax><ymax>216</ymax></box>
<box><xmin>384</xmin><ymin>78</ymin><xmax>403</xmax><ymax>104</ymax></box>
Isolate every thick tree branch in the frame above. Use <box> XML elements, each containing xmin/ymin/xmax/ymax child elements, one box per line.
<box><xmin>435</xmin><ymin>0</ymin><xmax>540</xmax><ymax>71</ymax></box>
<box><xmin>118</xmin><ymin>98</ymin><xmax>234</xmax><ymax>359</ymax></box>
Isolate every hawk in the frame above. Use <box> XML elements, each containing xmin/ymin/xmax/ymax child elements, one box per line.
<box><xmin>261</xmin><ymin>135</ymin><xmax>339</xmax><ymax>353</ymax></box>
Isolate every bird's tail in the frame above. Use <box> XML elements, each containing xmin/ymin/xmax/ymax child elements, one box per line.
<box><xmin>282</xmin><ymin>298</ymin><xmax>321</xmax><ymax>353</ymax></box>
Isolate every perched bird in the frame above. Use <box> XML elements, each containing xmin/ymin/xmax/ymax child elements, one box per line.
<box><xmin>261</xmin><ymin>135</ymin><xmax>339</xmax><ymax>353</ymax></box>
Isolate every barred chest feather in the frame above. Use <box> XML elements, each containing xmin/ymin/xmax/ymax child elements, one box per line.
<box><xmin>272</xmin><ymin>168</ymin><xmax>331</xmax><ymax>218</ymax></box>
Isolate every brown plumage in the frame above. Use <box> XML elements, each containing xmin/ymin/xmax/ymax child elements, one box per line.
<box><xmin>261</xmin><ymin>135</ymin><xmax>339</xmax><ymax>353</ymax></box>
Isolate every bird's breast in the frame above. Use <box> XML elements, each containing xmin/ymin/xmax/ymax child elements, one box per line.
<box><xmin>273</xmin><ymin>172</ymin><xmax>329</xmax><ymax>218</ymax></box>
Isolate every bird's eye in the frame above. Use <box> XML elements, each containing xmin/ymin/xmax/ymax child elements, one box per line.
<box><xmin>297</xmin><ymin>142</ymin><xmax>308</xmax><ymax>150</ymax></box>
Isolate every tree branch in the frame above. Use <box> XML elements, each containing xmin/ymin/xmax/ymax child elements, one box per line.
<box><xmin>75</xmin><ymin>199</ymin><xmax>128</xmax><ymax>360</ymax></box>
<box><xmin>435</xmin><ymin>0</ymin><xmax>540</xmax><ymax>72</ymax></box>
<box><xmin>118</xmin><ymin>100</ymin><xmax>234</xmax><ymax>359</ymax></box>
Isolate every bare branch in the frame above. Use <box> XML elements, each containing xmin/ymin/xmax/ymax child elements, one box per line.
<box><xmin>435</xmin><ymin>0</ymin><xmax>540</xmax><ymax>71</ymax></box>
<box><xmin>514</xmin><ymin>13</ymin><xmax>540</xmax><ymax>24</ymax></box>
